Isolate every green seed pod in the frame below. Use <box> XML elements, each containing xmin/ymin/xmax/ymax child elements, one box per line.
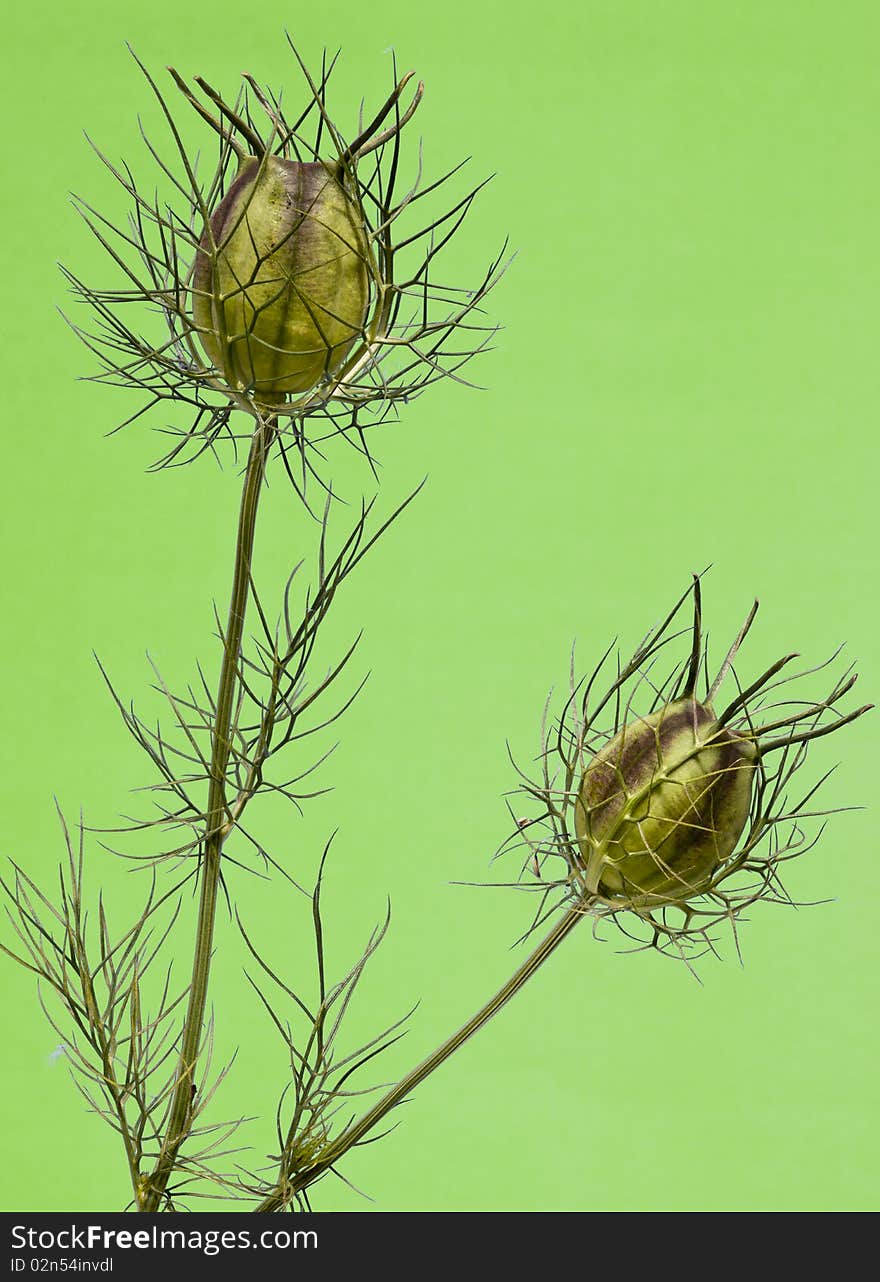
<box><xmin>193</xmin><ymin>156</ymin><xmax>371</xmax><ymax>403</ymax></box>
<box><xmin>574</xmin><ymin>696</ymin><xmax>757</xmax><ymax>906</ymax></box>
<box><xmin>511</xmin><ymin>578</ymin><xmax>870</xmax><ymax>961</ymax></box>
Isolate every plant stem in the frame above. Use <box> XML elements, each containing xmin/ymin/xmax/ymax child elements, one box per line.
<box><xmin>142</xmin><ymin>415</ymin><xmax>273</xmax><ymax>1212</ymax></box>
<box><xmin>254</xmin><ymin>898</ymin><xmax>588</xmax><ymax>1212</ymax></box>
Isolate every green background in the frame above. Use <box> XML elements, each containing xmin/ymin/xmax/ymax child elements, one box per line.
<box><xmin>1</xmin><ymin>1</ymin><xmax>877</xmax><ymax>1212</ymax></box>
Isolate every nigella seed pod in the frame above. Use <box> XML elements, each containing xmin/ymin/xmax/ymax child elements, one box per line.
<box><xmin>193</xmin><ymin>156</ymin><xmax>371</xmax><ymax>403</ymax></box>
<box><xmin>506</xmin><ymin>575</ymin><xmax>870</xmax><ymax>962</ymax></box>
<box><xmin>66</xmin><ymin>53</ymin><xmax>503</xmax><ymax>472</ymax></box>
<box><xmin>574</xmin><ymin>696</ymin><xmax>757</xmax><ymax>905</ymax></box>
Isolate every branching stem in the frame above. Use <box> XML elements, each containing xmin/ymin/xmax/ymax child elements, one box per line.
<box><xmin>254</xmin><ymin>898</ymin><xmax>587</xmax><ymax>1212</ymax></box>
<box><xmin>142</xmin><ymin>413</ymin><xmax>274</xmax><ymax>1212</ymax></box>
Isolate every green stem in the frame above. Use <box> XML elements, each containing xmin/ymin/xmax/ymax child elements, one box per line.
<box><xmin>142</xmin><ymin>416</ymin><xmax>273</xmax><ymax>1212</ymax></box>
<box><xmin>254</xmin><ymin>898</ymin><xmax>587</xmax><ymax>1212</ymax></box>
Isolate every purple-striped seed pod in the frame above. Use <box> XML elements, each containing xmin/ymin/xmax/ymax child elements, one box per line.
<box><xmin>574</xmin><ymin>695</ymin><xmax>757</xmax><ymax>907</ymax></box>
<box><xmin>193</xmin><ymin>156</ymin><xmax>371</xmax><ymax>404</ymax></box>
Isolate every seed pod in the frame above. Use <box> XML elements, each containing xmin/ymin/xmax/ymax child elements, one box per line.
<box><xmin>193</xmin><ymin>156</ymin><xmax>371</xmax><ymax>403</ymax></box>
<box><xmin>511</xmin><ymin>578</ymin><xmax>870</xmax><ymax>962</ymax></box>
<box><xmin>574</xmin><ymin>696</ymin><xmax>757</xmax><ymax>906</ymax></box>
